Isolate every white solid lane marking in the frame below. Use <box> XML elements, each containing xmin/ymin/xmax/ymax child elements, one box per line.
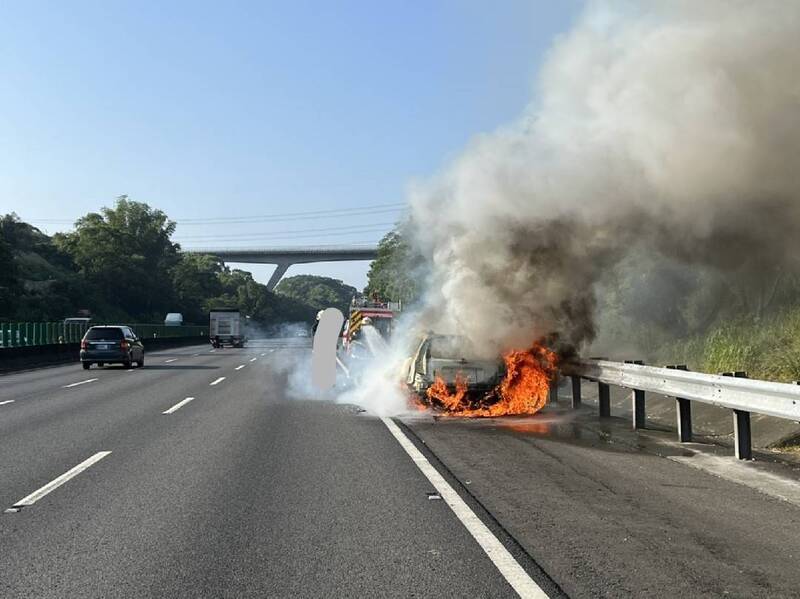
<box><xmin>0</xmin><ymin>400</ymin><xmax>14</xmax><ymax>406</ymax></box>
<box><xmin>11</xmin><ymin>451</ymin><xmax>112</xmax><ymax>509</ymax></box>
<box><xmin>235</xmin><ymin>365</ymin><xmax>245</xmax><ymax>371</ymax></box>
<box><xmin>249</xmin><ymin>357</ymin><xmax>257</xmax><ymax>362</ymax></box>
<box><xmin>163</xmin><ymin>397</ymin><xmax>194</xmax><ymax>414</ymax></box>
<box><xmin>63</xmin><ymin>378</ymin><xmax>99</xmax><ymax>388</ymax></box>
<box><xmin>165</xmin><ymin>358</ymin><xmax>177</xmax><ymax>363</ymax></box>
<box><xmin>381</xmin><ymin>418</ymin><xmax>548</xmax><ymax>599</ymax></box>
<box><xmin>210</xmin><ymin>377</ymin><xmax>226</xmax><ymax>386</ymax></box>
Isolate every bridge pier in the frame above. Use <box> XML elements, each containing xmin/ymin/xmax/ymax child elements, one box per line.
<box><xmin>266</xmin><ymin>262</ymin><xmax>291</xmax><ymax>291</ymax></box>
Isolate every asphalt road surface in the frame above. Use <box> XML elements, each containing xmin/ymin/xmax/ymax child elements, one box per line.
<box><xmin>1</xmin><ymin>339</ymin><xmax>799</xmax><ymax>598</ymax></box>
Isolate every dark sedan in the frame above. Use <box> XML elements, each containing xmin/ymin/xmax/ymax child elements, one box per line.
<box><xmin>80</xmin><ymin>326</ymin><xmax>144</xmax><ymax>369</ymax></box>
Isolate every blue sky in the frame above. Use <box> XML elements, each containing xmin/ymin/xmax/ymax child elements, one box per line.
<box><xmin>0</xmin><ymin>0</ymin><xmax>581</xmax><ymax>289</ymax></box>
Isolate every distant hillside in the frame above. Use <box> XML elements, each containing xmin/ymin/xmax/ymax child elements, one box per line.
<box><xmin>0</xmin><ymin>213</ymin><xmax>87</xmax><ymax>320</ymax></box>
<box><xmin>275</xmin><ymin>274</ymin><xmax>357</xmax><ymax>316</ymax></box>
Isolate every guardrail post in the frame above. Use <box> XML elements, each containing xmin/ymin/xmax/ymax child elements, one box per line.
<box><xmin>589</xmin><ymin>357</ymin><xmax>612</xmax><ymax>417</ymax></box>
<box><xmin>598</xmin><ymin>382</ymin><xmax>610</xmax><ymax>417</ymax></box>
<box><xmin>722</xmin><ymin>372</ymin><xmax>753</xmax><ymax>460</ymax></box>
<box><xmin>668</xmin><ymin>365</ymin><xmax>692</xmax><ymax>442</ymax></box>
<box><xmin>732</xmin><ymin>409</ymin><xmax>752</xmax><ymax>460</ymax></box>
<box><xmin>549</xmin><ymin>379</ymin><xmax>558</xmax><ymax>404</ymax></box>
<box><xmin>626</xmin><ymin>360</ymin><xmax>646</xmax><ymax>429</ymax></box>
<box><xmin>570</xmin><ymin>376</ymin><xmax>581</xmax><ymax>408</ymax></box>
<box><xmin>632</xmin><ymin>389</ymin><xmax>646</xmax><ymax>429</ymax></box>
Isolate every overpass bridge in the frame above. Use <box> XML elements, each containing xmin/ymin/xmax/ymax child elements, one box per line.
<box><xmin>184</xmin><ymin>245</ymin><xmax>379</xmax><ymax>290</ymax></box>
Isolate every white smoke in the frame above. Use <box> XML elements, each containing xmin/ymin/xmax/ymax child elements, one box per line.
<box><xmin>336</xmin><ymin>317</ymin><xmax>420</xmax><ymax>416</ymax></box>
<box><xmin>409</xmin><ymin>0</ymin><xmax>800</xmax><ymax>357</ymax></box>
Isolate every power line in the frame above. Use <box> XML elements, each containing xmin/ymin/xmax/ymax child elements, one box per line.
<box><xmin>175</xmin><ymin>227</ymin><xmax>392</xmax><ymax>243</ymax></box>
<box><xmin>175</xmin><ymin>206</ymin><xmax>406</xmax><ymax>225</ymax></box>
<box><xmin>172</xmin><ymin>221</ymin><xmax>396</xmax><ymax>241</ymax></box>
<box><xmin>181</xmin><ymin>240</ymin><xmax>382</xmax><ymax>251</ymax></box>
<box><xmin>26</xmin><ymin>202</ymin><xmax>407</xmax><ymax>226</ymax></box>
<box><xmin>177</xmin><ymin>202</ymin><xmax>405</xmax><ymax>223</ymax></box>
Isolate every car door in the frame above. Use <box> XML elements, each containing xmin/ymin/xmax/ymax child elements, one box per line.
<box><xmin>124</xmin><ymin>327</ymin><xmax>141</xmax><ymax>360</ymax></box>
<box><xmin>407</xmin><ymin>339</ymin><xmax>428</xmax><ymax>386</ymax></box>
<box><xmin>132</xmin><ymin>329</ymin><xmax>144</xmax><ymax>360</ymax></box>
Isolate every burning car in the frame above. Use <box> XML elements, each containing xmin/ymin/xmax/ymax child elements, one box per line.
<box><xmin>403</xmin><ymin>334</ymin><xmax>559</xmax><ymax>417</ymax></box>
<box><xmin>403</xmin><ymin>334</ymin><xmax>504</xmax><ymax>396</ymax></box>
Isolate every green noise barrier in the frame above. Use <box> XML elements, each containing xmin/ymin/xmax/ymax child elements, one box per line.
<box><xmin>0</xmin><ymin>322</ymin><xmax>207</xmax><ymax>349</ymax></box>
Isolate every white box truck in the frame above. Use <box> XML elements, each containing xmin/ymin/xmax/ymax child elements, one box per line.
<box><xmin>209</xmin><ymin>309</ymin><xmax>246</xmax><ymax>348</ymax></box>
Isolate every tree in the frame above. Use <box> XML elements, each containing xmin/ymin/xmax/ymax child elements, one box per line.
<box><xmin>54</xmin><ymin>196</ymin><xmax>179</xmax><ymax>321</ymax></box>
<box><xmin>0</xmin><ymin>225</ymin><xmax>19</xmax><ymax>318</ymax></box>
<box><xmin>365</xmin><ymin>229</ymin><xmax>423</xmax><ymax>304</ymax></box>
<box><xmin>172</xmin><ymin>254</ymin><xmax>224</xmax><ymax>323</ymax></box>
<box><xmin>0</xmin><ymin>213</ymin><xmax>89</xmax><ymax>320</ymax></box>
<box><xmin>275</xmin><ymin>275</ymin><xmax>357</xmax><ymax>315</ymax></box>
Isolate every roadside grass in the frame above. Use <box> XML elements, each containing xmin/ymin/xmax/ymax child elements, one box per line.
<box><xmin>652</xmin><ymin>307</ymin><xmax>800</xmax><ymax>382</ymax></box>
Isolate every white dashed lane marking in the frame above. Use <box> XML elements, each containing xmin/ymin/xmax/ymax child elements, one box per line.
<box><xmin>209</xmin><ymin>377</ymin><xmax>226</xmax><ymax>386</ymax></box>
<box><xmin>63</xmin><ymin>378</ymin><xmax>98</xmax><ymax>388</ymax></box>
<box><xmin>7</xmin><ymin>451</ymin><xmax>112</xmax><ymax>512</ymax></box>
<box><xmin>163</xmin><ymin>397</ymin><xmax>194</xmax><ymax>414</ymax></box>
<box><xmin>0</xmin><ymin>400</ymin><xmax>14</xmax><ymax>406</ymax></box>
<box><xmin>235</xmin><ymin>365</ymin><xmax>245</xmax><ymax>371</ymax></box>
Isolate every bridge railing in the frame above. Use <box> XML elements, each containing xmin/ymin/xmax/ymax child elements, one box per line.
<box><xmin>0</xmin><ymin>322</ymin><xmax>207</xmax><ymax>348</ymax></box>
<box><xmin>560</xmin><ymin>359</ymin><xmax>800</xmax><ymax>460</ymax></box>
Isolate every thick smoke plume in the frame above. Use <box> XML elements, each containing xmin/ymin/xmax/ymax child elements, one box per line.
<box><xmin>408</xmin><ymin>0</ymin><xmax>800</xmax><ymax>357</ymax></box>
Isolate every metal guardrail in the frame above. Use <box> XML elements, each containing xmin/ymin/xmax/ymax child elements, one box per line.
<box><xmin>0</xmin><ymin>322</ymin><xmax>207</xmax><ymax>348</ymax></box>
<box><xmin>561</xmin><ymin>359</ymin><xmax>800</xmax><ymax>460</ymax></box>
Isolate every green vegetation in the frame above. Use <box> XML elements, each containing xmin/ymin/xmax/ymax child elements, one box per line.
<box><xmin>1</xmin><ymin>212</ymin><xmax>86</xmax><ymax>320</ymax></box>
<box><xmin>594</xmin><ymin>252</ymin><xmax>800</xmax><ymax>381</ymax></box>
<box><xmin>0</xmin><ymin>197</ymin><xmax>355</xmax><ymax>328</ymax></box>
<box><xmin>54</xmin><ymin>198</ymin><xmax>180</xmax><ymax>321</ymax></box>
<box><xmin>650</xmin><ymin>309</ymin><xmax>800</xmax><ymax>382</ymax></box>
<box><xmin>275</xmin><ymin>275</ymin><xmax>356</xmax><ymax>315</ymax></box>
<box><xmin>365</xmin><ymin>228</ymin><xmax>423</xmax><ymax>304</ymax></box>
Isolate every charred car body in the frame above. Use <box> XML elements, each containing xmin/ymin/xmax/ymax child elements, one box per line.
<box><xmin>403</xmin><ymin>334</ymin><xmax>504</xmax><ymax>398</ymax></box>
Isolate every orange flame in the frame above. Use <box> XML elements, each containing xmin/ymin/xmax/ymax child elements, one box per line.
<box><xmin>426</xmin><ymin>372</ymin><xmax>469</xmax><ymax>411</ymax></box>
<box><xmin>417</xmin><ymin>341</ymin><xmax>558</xmax><ymax>418</ymax></box>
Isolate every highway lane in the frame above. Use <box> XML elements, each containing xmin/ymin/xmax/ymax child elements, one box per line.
<box><xmin>0</xmin><ymin>344</ymin><xmax>241</xmax><ymax>509</ymax></box>
<box><xmin>405</xmin><ymin>411</ymin><xmax>800</xmax><ymax>598</ymax></box>
<box><xmin>3</xmin><ymin>338</ymin><xmax>799</xmax><ymax>597</ymax></box>
<box><xmin>0</xmin><ymin>339</ymin><xmax>534</xmax><ymax>598</ymax></box>
<box><xmin>0</xmin><ymin>344</ymin><xmax>222</xmax><ymax>402</ymax></box>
